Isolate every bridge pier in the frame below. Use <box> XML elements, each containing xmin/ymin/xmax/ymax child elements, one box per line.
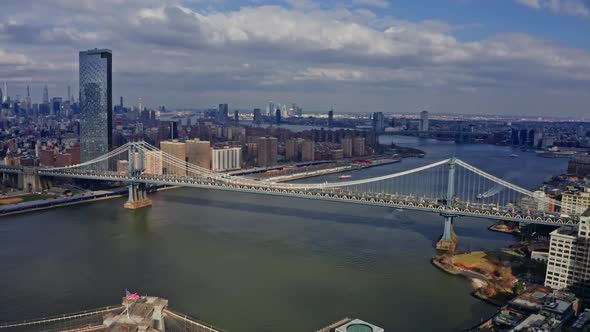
<box><xmin>436</xmin><ymin>158</ymin><xmax>459</xmax><ymax>252</ymax></box>
<box><xmin>436</xmin><ymin>214</ymin><xmax>458</xmax><ymax>251</ymax></box>
<box><xmin>124</xmin><ymin>183</ymin><xmax>152</xmax><ymax>209</ymax></box>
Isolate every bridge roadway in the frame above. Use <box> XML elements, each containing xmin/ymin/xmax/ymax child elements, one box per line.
<box><xmin>37</xmin><ymin>169</ymin><xmax>577</xmax><ymax>226</ymax></box>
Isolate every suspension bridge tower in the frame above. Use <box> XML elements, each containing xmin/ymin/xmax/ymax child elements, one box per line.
<box><xmin>124</xmin><ymin>143</ymin><xmax>153</xmax><ymax>210</ymax></box>
<box><xmin>436</xmin><ymin>158</ymin><xmax>459</xmax><ymax>251</ymax></box>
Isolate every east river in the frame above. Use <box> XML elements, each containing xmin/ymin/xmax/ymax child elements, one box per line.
<box><xmin>0</xmin><ymin>136</ymin><xmax>569</xmax><ymax>331</ymax></box>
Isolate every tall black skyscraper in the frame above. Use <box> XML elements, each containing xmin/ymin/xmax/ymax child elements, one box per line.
<box><xmin>79</xmin><ymin>48</ymin><xmax>112</xmax><ymax>165</ymax></box>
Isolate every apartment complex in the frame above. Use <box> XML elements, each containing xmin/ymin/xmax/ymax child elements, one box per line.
<box><xmin>211</xmin><ymin>147</ymin><xmax>241</xmax><ymax>171</ymax></box>
<box><xmin>545</xmin><ymin>210</ymin><xmax>590</xmax><ymax>300</ymax></box>
<box><xmin>562</xmin><ymin>189</ymin><xmax>590</xmax><ymax>216</ymax></box>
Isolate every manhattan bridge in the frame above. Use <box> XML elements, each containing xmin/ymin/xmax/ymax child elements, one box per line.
<box><xmin>0</xmin><ymin>140</ymin><xmax>576</xmax><ymax>251</ymax></box>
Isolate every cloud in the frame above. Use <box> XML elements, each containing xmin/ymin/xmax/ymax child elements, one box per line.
<box><xmin>515</xmin><ymin>0</ymin><xmax>590</xmax><ymax>18</ymax></box>
<box><xmin>0</xmin><ymin>0</ymin><xmax>588</xmax><ymax>115</ymax></box>
<box><xmin>352</xmin><ymin>0</ymin><xmax>390</xmax><ymax>8</ymax></box>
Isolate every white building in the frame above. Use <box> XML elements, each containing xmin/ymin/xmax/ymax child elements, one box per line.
<box><xmin>211</xmin><ymin>147</ymin><xmax>241</xmax><ymax>172</ymax></box>
<box><xmin>545</xmin><ymin>209</ymin><xmax>590</xmax><ymax>300</ymax></box>
<box><xmin>562</xmin><ymin>189</ymin><xmax>590</xmax><ymax>216</ymax></box>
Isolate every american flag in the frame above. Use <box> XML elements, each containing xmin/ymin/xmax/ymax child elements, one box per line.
<box><xmin>125</xmin><ymin>289</ymin><xmax>140</xmax><ymax>301</ymax></box>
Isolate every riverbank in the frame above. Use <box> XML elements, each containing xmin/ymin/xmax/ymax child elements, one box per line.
<box><xmin>268</xmin><ymin>158</ymin><xmax>401</xmax><ymax>182</ymax></box>
<box><xmin>0</xmin><ymin>186</ymin><xmax>180</xmax><ymax>218</ymax></box>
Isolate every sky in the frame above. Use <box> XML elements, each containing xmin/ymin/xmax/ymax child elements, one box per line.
<box><xmin>1</xmin><ymin>0</ymin><xmax>590</xmax><ymax>116</ymax></box>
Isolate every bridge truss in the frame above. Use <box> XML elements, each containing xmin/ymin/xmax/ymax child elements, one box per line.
<box><xmin>25</xmin><ymin>140</ymin><xmax>573</xmax><ymax>226</ymax></box>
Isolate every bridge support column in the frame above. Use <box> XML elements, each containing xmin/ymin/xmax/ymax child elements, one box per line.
<box><xmin>436</xmin><ymin>214</ymin><xmax>458</xmax><ymax>251</ymax></box>
<box><xmin>436</xmin><ymin>158</ymin><xmax>459</xmax><ymax>252</ymax></box>
<box><xmin>124</xmin><ymin>183</ymin><xmax>152</xmax><ymax>210</ymax></box>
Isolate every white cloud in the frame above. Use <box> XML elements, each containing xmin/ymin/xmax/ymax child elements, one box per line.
<box><xmin>352</xmin><ymin>0</ymin><xmax>390</xmax><ymax>9</ymax></box>
<box><xmin>515</xmin><ymin>0</ymin><xmax>590</xmax><ymax>17</ymax></box>
<box><xmin>0</xmin><ymin>0</ymin><xmax>589</xmax><ymax>115</ymax></box>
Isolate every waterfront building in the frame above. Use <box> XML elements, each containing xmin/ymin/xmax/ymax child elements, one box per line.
<box><xmin>341</xmin><ymin>137</ymin><xmax>353</xmax><ymax>158</ymax></box>
<box><xmin>285</xmin><ymin>138</ymin><xmax>298</xmax><ymax>161</ymax></box>
<box><xmin>545</xmin><ymin>210</ymin><xmax>590</xmax><ymax>300</ymax></box>
<box><xmin>353</xmin><ymin>137</ymin><xmax>365</xmax><ymax>157</ymax></box>
<box><xmin>160</xmin><ymin>140</ymin><xmax>186</xmax><ymax>176</ymax></box>
<box><xmin>301</xmin><ymin>140</ymin><xmax>315</xmax><ymax>162</ymax></box>
<box><xmin>211</xmin><ymin>147</ymin><xmax>241</xmax><ymax>171</ymax></box>
<box><xmin>144</xmin><ymin>151</ymin><xmax>163</xmax><ymax>175</ymax></box>
<box><xmin>185</xmin><ymin>139</ymin><xmax>211</xmax><ymax>170</ymax></box>
<box><xmin>257</xmin><ymin>137</ymin><xmax>277</xmax><ymax>167</ymax></box>
<box><xmin>562</xmin><ymin>189</ymin><xmax>590</xmax><ymax>216</ymax></box>
<box><xmin>117</xmin><ymin>160</ymin><xmax>129</xmax><ymax>173</ymax></box>
<box><xmin>420</xmin><ymin>110</ymin><xmax>429</xmax><ymax>132</ymax></box>
<box><xmin>331</xmin><ymin>149</ymin><xmax>344</xmax><ymax>160</ymax></box>
<box><xmin>568</xmin><ymin>155</ymin><xmax>590</xmax><ymax>177</ymax></box>
<box><xmin>79</xmin><ymin>48</ymin><xmax>112</xmax><ymax>167</ymax></box>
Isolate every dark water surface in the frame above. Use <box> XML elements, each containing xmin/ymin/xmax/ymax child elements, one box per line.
<box><xmin>0</xmin><ymin>136</ymin><xmax>568</xmax><ymax>331</ymax></box>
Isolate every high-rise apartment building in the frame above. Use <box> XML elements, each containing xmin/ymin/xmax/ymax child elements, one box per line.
<box><xmin>211</xmin><ymin>147</ymin><xmax>241</xmax><ymax>171</ymax></box>
<box><xmin>353</xmin><ymin>137</ymin><xmax>365</xmax><ymax>157</ymax></box>
<box><xmin>185</xmin><ymin>139</ymin><xmax>211</xmax><ymax>170</ymax></box>
<box><xmin>257</xmin><ymin>137</ymin><xmax>277</xmax><ymax>167</ymax></box>
<box><xmin>144</xmin><ymin>151</ymin><xmax>163</xmax><ymax>175</ymax></box>
<box><xmin>160</xmin><ymin>140</ymin><xmax>186</xmax><ymax>176</ymax></box>
<box><xmin>545</xmin><ymin>210</ymin><xmax>590</xmax><ymax>300</ymax></box>
<box><xmin>79</xmin><ymin>48</ymin><xmax>112</xmax><ymax>166</ymax></box>
<box><xmin>341</xmin><ymin>137</ymin><xmax>353</xmax><ymax>158</ymax></box>
<box><xmin>301</xmin><ymin>140</ymin><xmax>315</xmax><ymax>162</ymax></box>
<box><xmin>285</xmin><ymin>138</ymin><xmax>298</xmax><ymax>161</ymax></box>
<box><xmin>419</xmin><ymin>110</ymin><xmax>429</xmax><ymax>132</ymax></box>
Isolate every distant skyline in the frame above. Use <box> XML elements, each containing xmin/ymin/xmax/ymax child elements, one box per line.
<box><xmin>1</xmin><ymin>0</ymin><xmax>590</xmax><ymax>116</ymax></box>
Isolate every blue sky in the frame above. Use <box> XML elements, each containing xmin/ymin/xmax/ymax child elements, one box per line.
<box><xmin>1</xmin><ymin>0</ymin><xmax>590</xmax><ymax>116</ymax></box>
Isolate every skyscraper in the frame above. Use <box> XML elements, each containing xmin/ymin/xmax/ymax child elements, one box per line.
<box><xmin>79</xmin><ymin>48</ymin><xmax>112</xmax><ymax>165</ymax></box>
<box><xmin>328</xmin><ymin>109</ymin><xmax>334</xmax><ymax>127</ymax></box>
<box><xmin>372</xmin><ymin>112</ymin><xmax>384</xmax><ymax>133</ymax></box>
<box><xmin>43</xmin><ymin>85</ymin><xmax>49</xmax><ymax>104</ymax></box>
<box><xmin>67</xmin><ymin>85</ymin><xmax>71</xmax><ymax>102</ymax></box>
<box><xmin>218</xmin><ymin>103</ymin><xmax>228</xmax><ymax>123</ymax></box>
<box><xmin>419</xmin><ymin>110</ymin><xmax>429</xmax><ymax>132</ymax></box>
<box><xmin>0</xmin><ymin>87</ymin><xmax>3</xmax><ymax>105</ymax></box>
<box><xmin>2</xmin><ymin>82</ymin><xmax>7</xmax><ymax>103</ymax></box>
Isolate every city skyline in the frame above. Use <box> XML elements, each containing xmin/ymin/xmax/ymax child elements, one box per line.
<box><xmin>1</xmin><ymin>0</ymin><xmax>590</xmax><ymax>116</ymax></box>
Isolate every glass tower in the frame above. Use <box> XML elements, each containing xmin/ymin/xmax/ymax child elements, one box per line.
<box><xmin>79</xmin><ymin>49</ymin><xmax>112</xmax><ymax>167</ymax></box>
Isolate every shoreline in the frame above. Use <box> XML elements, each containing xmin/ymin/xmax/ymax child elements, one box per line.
<box><xmin>0</xmin><ymin>186</ymin><xmax>181</xmax><ymax>218</ymax></box>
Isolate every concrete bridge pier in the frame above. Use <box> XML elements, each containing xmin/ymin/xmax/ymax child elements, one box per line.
<box><xmin>124</xmin><ymin>182</ymin><xmax>152</xmax><ymax>210</ymax></box>
<box><xmin>436</xmin><ymin>214</ymin><xmax>458</xmax><ymax>251</ymax></box>
<box><xmin>22</xmin><ymin>167</ymin><xmax>42</xmax><ymax>192</ymax></box>
<box><xmin>436</xmin><ymin>158</ymin><xmax>458</xmax><ymax>252</ymax></box>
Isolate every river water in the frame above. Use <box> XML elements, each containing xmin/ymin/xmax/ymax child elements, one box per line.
<box><xmin>0</xmin><ymin>136</ymin><xmax>568</xmax><ymax>331</ymax></box>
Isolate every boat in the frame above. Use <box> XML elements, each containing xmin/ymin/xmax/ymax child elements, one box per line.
<box><xmin>510</xmin><ymin>154</ymin><xmax>518</xmax><ymax>158</ymax></box>
<box><xmin>339</xmin><ymin>175</ymin><xmax>352</xmax><ymax>180</ymax></box>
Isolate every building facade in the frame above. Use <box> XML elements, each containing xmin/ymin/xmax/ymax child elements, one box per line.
<box><xmin>353</xmin><ymin>137</ymin><xmax>365</xmax><ymax>157</ymax></box>
<box><xmin>545</xmin><ymin>211</ymin><xmax>590</xmax><ymax>300</ymax></box>
<box><xmin>160</xmin><ymin>140</ymin><xmax>186</xmax><ymax>176</ymax></box>
<box><xmin>185</xmin><ymin>139</ymin><xmax>211</xmax><ymax>170</ymax></box>
<box><xmin>562</xmin><ymin>189</ymin><xmax>590</xmax><ymax>216</ymax></box>
<box><xmin>211</xmin><ymin>147</ymin><xmax>241</xmax><ymax>171</ymax></box>
<box><xmin>257</xmin><ymin>137</ymin><xmax>277</xmax><ymax>167</ymax></box>
<box><xmin>301</xmin><ymin>140</ymin><xmax>315</xmax><ymax>162</ymax></box>
<box><xmin>79</xmin><ymin>49</ymin><xmax>112</xmax><ymax>167</ymax></box>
